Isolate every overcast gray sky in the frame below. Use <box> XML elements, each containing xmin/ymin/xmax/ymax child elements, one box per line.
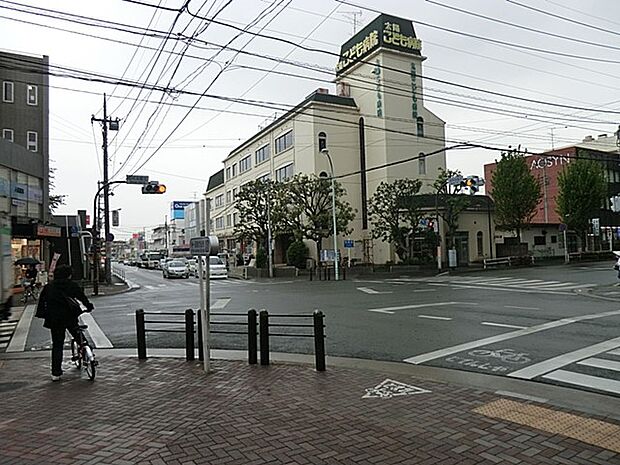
<box><xmin>1</xmin><ymin>0</ymin><xmax>619</xmax><ymax>239</ymax></box>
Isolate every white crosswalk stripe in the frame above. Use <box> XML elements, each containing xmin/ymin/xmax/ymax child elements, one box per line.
<box><xmin>407</xmin><ymin>275</ymin><xmax>596</xmax><ymax>294</ymax></box>
<box><xmin>0</xmin><ymin>320</ymin><xmax>17</xmax><ymax>350</ymax></box>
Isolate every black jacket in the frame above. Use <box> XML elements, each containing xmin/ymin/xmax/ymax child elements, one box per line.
<box><xmin>36</xmin><ymin>279</ymin><xmax>93</xmax><ymax>329</ymax></box>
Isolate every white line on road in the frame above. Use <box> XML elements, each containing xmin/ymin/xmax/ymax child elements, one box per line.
<box><xmin>80</xmin><ymin>312</ymin><xmax>113</xmax><ymax>349</ymax></box>
<box><xmin>504</xmin><ymin>305</ymin><xmax>540</xmax><ymax>311</ymax></box>
<box><xmin>508</xmin><ymin>335</ymin><xmax>620</xmax><ymax>379</ymax></box>
<box><xmin>542</xmin><ymin>370</ymin><xmax>620</xmax><ymax>395</ymax></box>
<box><xmin>412</xmin><ymin>289</ymin><xmax>436</xmax><ymax>293</ymax></box>
<box><xmin>577</xmin><ymin>357</ymin><xmax>620</xmax><ymax>373</ymax></box>
<box><xmin>211</xmin><ymin>298</ymin><xmax>231</xmax><ymax>310</ymax></box>
<box><xmin>481</xmin><ymin>321</ymin><xmax>527</xmax><ymax>330</ymax></box>
<box><xmin>418</xmin><ymin>315</ymin><xmax>452</xmax><ymax>321</ymax></box>
<box><xmin>6</xmin><ymin>305</ymin><xmax>34</xmax><ymax>352</ymax></box>
<box><xmin>609</xmin><ymin>349</ymin><xmax>620</xmax><ymax>356</ymax></box>
<box><xmin>368</xmin><ymin>301</ymin><xmax>474</xmax><ymax>315</ymax></box>
<box><xmin>357</xmin><ymin>287</ymin><xmax>380</xmax><ymax>294</ymax></box>
<box><xmin>403</xmin><ymin>310</ymin><xmax>620</xmax><ymax>365</ymax></box>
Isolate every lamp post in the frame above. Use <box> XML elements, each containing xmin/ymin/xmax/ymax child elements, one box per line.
<box><xmin>321</xmin><ymin>148</ymin><xmax>339</xmax><ymax>281</ymax></box>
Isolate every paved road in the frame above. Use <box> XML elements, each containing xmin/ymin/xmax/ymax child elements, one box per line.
<box><xmin>9</xmin><ymin>262</ymin><xmax>620</xmax><ymax>397</ymax></box>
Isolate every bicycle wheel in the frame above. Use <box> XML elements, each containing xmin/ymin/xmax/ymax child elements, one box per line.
<box><xmin>71</xmin><ymin>340</ymin><xmax>82</xmax><ymax>368</ymax></box>
<box><xmin>84</xmin><ymin>346</ymin><xmax>96</xmax><ymax>380</ymax></box>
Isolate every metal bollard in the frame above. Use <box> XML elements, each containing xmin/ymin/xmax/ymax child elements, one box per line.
<box><xmin>136</xmin><ymin>309</ymin><xmax>147</xmax><ymax>360</ymax></box>
<box><xmin>248</xmin><ymin>309</ymin><xmax>257</xmax><ymax>365</ymax></box>
<box><xmin>313</xmin><ymin>310</ymin><xmax>326</xmax><ymax>371</ymax></box>
<box><xmin>197</xmin><ymin>309</ymin><xmax>204</xmax><ymax>361</ymax></box>
<box><xmin>185</xmin><ymin>309</ymin><xmax>195</xmax><ymax>361</ymax></box>
<box><xmin>259</xmin><ymin>310</ymin><xmax>269</xmax><ymax>366</ymax></box>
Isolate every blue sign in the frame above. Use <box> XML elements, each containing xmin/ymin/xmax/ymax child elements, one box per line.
<box><xmin>344</xmin><ymin>239</ymin><xmax>354</xmax><ymax>248</ymax></box>
<box><xmin>171</xmin><ymin>201</ymin><xmax>193</xmax><ymax>220</ymax></box>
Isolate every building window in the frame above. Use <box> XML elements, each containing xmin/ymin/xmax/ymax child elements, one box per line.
<box><xmin>225</xmin><ymin>167</ymin><xmax>231</xmax><ymax>180</ymax></box>
<box><xmin>318</xmin><ymin>131</ymin><xmax>327</xmax><ymax>151</ymax></box>
<box><xmin>226</xmin><ymin>214</ymin><xmax>232</xmax><ymax>228</ymax></box>
<box><xmin>26</xmin><ymin>131</ymin><xmax>37</xmax><ymax>152</ymax></box>
<box><xmin>26</xmin><ymin>84</ymin><xmax>38</xmax><ymax>106</ymax></box>
<box><xmin>534</xmin><ymin>235</ymin><xmax>546</xmax><ymax>246</ymax></box>
<box><xmin>476</xmin><ymin>231</ymin><xmax>483</xmax><ymax>256</ymax></box>
<box><xmin>2</xmin><ymin>81</ymin><xmax>14</xmax><ymax>103</ymax></box>
<box><xmin>232</xmin><ymin>187</ymin><xmax>237</xmax><ymax>201</ymax></box>
<box><xmin>255</xmin><ymin>144</ymin><xmax>270</xmax><ymax>164</ymax></box>
<box><xmin>214</xmin><ymin>194</ymin><xmax>224</xmax><ymax>207</ymax></box>
<box><xmin>215</xmin><ymin>217</ymin><xmax>224</xmax><ymax>230</ymax></box>
<box><xmin>233</xmin><ymin>212</ymin><xmax>238</xmax><ymax>225</ymax></box>
<box><xmin>418</xmin><ymin>152</ymin><xmax>426</xmax><ymax>175</ymax></box>
<box><xmin>416</xmin><ymin>116</ymin><xmax>424</xmax><ymax>137</ymax></box>
<box><xmin>275</xmin><ymin>130</ymin><xmax>293</xmax><ymax>154</ymax></box>
<box><xmin>239</xmin><ymin>154</ymin><xmax>252</xmax><ymax>173</ymax></box>
<box><xmin>232</xmin><ymin>163</ymin><xmax>237</xmax><ymax>177</ymax></box>
<box><xmin>551</xmin><ymin>235</ymin><xmax>557</xmax><ymax>244</ymax></box>
<box><xmin>2</xmin><ymin>129</ymin><xmax>14</xmax><ymax>142</ymax></box>
<box><xmin>226</xmin><ymin>190</ymin><xmax>232</xmax><ymax>204</ymax></box>
<box><xmin>275</xmin><ymin>163</ymin><xmax>294</xmax><ymax>182</ymax></box>
<box><xmin>257</xmin><ymin>173</ymin><xmax>270</xmax><ymax>182</ymax></box>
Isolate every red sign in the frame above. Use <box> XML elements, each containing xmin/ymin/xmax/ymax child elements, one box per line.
<box><xmin>86</xmin><ymin>214</ymin><xmax>91</xmax><ymax>226</ymax></box>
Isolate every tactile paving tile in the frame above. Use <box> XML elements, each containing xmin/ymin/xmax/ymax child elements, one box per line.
<box><xmin>474</xmin><ymin>399</ymin><xmax>620</xmax><ymax>453</ymax></box>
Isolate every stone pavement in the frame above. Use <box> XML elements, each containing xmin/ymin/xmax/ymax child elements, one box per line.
<box><xmin>0</xmin><ymin>353</ymin><xmax>619</xmax><ymax>465</ymax></box>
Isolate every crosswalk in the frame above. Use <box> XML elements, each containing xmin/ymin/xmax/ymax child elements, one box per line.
<box><xmin>402</xmin><ymin>275</ymin><xmax>597</xmax><ymax>294</ymax></box>
<box><xmin>0</xmin><ymin>319</ymin><xmax>18</xmax><ymax>350</ymax></box>
<box><xmin>142</xmin><ymin>279</ymin><xmax>245</xmax><ymax>291</ymax></box>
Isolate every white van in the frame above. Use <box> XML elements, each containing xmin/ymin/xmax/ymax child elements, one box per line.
<box><xmin>194</xmin><ymin>256</ymin><xmax>228</xmax><ymax>279</ymax></box>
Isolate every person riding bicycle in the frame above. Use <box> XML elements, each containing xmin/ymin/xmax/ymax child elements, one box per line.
<box><xmin>35</xmin><ymin>264</ymin><xmax>94</xmax><ymax>381</ymax></box>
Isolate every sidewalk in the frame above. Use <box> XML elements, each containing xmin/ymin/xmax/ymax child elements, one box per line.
<box><xmin>0</xmin><ymin>351</ymin><xmax>618</xmax><ymax>464</ymax></box>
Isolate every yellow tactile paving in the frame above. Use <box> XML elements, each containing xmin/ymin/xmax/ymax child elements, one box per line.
<box><xmin>473</xmin><ymin>399</ymin><xmax>620</xmax><ymax>453</ymax></box>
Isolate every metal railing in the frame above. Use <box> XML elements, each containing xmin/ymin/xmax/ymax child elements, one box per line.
<box><xmin>135</xmin><ymin>308</ymin><xmax>326</xmax><ymax>371</ymax></box>
<box><xmin>112</xmin><ymin>265</ymin><xmax>126</xmax><ymax>282</ymax></box>
<box><xmin>309</xmin><ymin>263</ymin><xmax>346</xmax><ymax>281</ymax></box>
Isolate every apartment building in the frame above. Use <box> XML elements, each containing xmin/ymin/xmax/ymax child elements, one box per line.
<box><xmin>206</xmin><ymin>13</ymin><xmax>447</xmax><ymax>264</ymax></box>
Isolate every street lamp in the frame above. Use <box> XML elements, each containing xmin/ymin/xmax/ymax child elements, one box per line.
<box><xmin>320</xmin><ymin>148</ymin><xmax>339</xmax><ymax>281</ymax></box>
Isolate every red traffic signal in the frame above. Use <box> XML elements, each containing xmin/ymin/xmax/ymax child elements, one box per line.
<box><xmin>141</xmin><ymin>182</ymin><xmax>166</xmax><ymax>194</ymax></box>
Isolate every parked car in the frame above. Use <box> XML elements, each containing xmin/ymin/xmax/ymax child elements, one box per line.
<box><xmin>208</xmin><ymin>256</ymin><xmax>228</xmax><ymax>279</ymax></box>
<box><xmin>163</xmin><ymin>260</ymin><xmax>189</xmax><ymax>279</ymax></box>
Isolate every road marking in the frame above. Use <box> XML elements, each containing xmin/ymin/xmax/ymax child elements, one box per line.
<box><xmin>145</xmin><ymin>285</ymin><xmax>156</xmax><ymax>290</ymax></box>
<box><xmin>211</xmin><ymin>298</ymin><xmax>231</xmax><ymax>310</ymax></box>
<box><xmin>481</xmin><ymin>322</ymin><xmax>527</xmax><ymax>330</ymax></box>
<box><xmin>504</xmin><ymin>305</ymin><xmax>540</xmax><ymax>311</ymax></box>
<box><xmin>577</xmin><ymin>357</ymin><xmax>620</xmax><ymax>372</ymax></box>
<box><xmin>403</xmin><ymin>310</ymin><xmax>620</xmax><ymax>365</ymax></box>
<box><xmin>80</xmin><ymin>312</ymin><xmax>113</xmax><ymax>349</ymax></box>
<box><xmin>609</xmin><ymin>348</ymin><xmax>620</xmax><ymax>356</ymax></box>
<box><xmin>412</xmin><ymin>289</ymin><xmax>435</xmax><ymax>293</ymax></box>
<box><xmin>6</xmin><ymin>305</ymin><xmax>34</xmax><ymax>352</ymax></box>
<box><xmin>508</xmin><ymin>335</ymin><xmax>620</xmax><ymax>379</ymax></box>
<box><xmin>435</xmin><ymin>282</ymin><xmax>574</xmax><ymax>296</ymax></box>
<box><xmin>542</xmin><ymin>370</ymin><xmax>620</xmax><ymax>395</ymax></box>
<box><xmin>494</xmin><ymin>390</ymin><xmax>548</xmax><ymax>403</ymax></box>
<box><xmin>357</xmin><ymin>287</ymin><xmax>392</xmax><ymax>295</ymax></box>
<box><xmin>369</xmin><ymin>302</ymin><xmax>474</xmax><ymax>315</ymax></box>
<box><xmin>418</xmin><ymin>315</ymin><xmax>452</xmax><ymax>321</ymax></box>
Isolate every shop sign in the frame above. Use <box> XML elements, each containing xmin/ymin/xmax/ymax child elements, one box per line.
<box><xmin>410</xmin><ymin>63</ymin><xmax>418</xmax><ymax>119</ymax></box>
<box><xmin>37</xmin><ymin>225</ymin><xmax>61</xmax><ymax>237</ymax></box>
<box><xmin>28</xmin><ymin>186</ymin><xmax>43</xmax><ymax>204</ymax></box>
<box><xmin>0</xmin><ymin>177</ymin><xmax>10</xmax><ymax>197</ymax></box>
<box><xmin>336</xmin><ymin>14</ymin><xmax>422</xmax><ymax>75</ymax></box>
<box><xmin>373</xmin><ymin>60</ymin><xmax>382</xmax><ymax>118</ymax></box>
<box><xmin>530</xmin><ymin>155</ymin><xmax>571</xmax><ymax>170</ymax></box>
<box><xmin>11</xmin><ymin>182</ymin><xmax>27</xmax><ymax>200</ymax></box>
<box><xmin>11</xmin><ymin>199</ymin><xmax>26</xmax><ymax>208</ymax></box>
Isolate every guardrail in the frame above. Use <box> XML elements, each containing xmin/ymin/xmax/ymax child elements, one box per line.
<box><xmin>483</xmin><ymin>255</ymin><xmax>535</xmax><ymax>269</ymax></box>
<box><xmin>135</xmin><ymin>308</ymin><xmax>326</xmax><ymax>371</ymax></box>
<box><xmin>112</xmin><ymin>265</ymin><xmax>126</xmax><ymax>282</ymax></box>
<box><xmin>309</xmin><ymin>264</ymin><xmax>346</xmax><ymax>281</ymax></box>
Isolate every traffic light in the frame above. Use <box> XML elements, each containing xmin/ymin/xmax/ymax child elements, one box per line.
<box><xmin>464</xmin><ymin>176</ymin><xmax>485</xmax><ymax>194</ymax></box>
<box><xmin>141</xmin><ymin>181</ymin><xmax>166</xmax><ymax>194</ymax></box>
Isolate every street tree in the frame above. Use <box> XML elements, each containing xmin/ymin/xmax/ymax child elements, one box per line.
<box><xmin>48</xmin><ymin>164</ymin><xmax>66</xmax><ymax>213</ymax></box>
<box><xmin>556</xmin><ymin>158</ymin><xmax>607</xmax><ymax>249</ymax></box>
<box><xmin>368</xmin><ymin>178</ymin><xmax>424</xmax><ymax>262</ymax></box>
<box><xmin>432</xmin><ymin>168</ymin><xmax>470</xmax><ymax>249</ymax></box>
<box><xmin>283</xmin><ymin>174</ymin><xmax>355</xmax><ymax>258</ymax></box>
<box><xmin>233</xmin><ymin>179</ymin><xmax>287</xmax><ymax>252</ymax></box>
<box><xmin>490</xmin><ymin>149</ymin><xmax>542</xmax><ymax>244</ymax></box>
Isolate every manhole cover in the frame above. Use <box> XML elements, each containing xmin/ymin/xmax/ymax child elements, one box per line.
<box><xmin>0</xmin><ymin>382</ymin><xmax>28</xmax><ymax>393</ymax></box>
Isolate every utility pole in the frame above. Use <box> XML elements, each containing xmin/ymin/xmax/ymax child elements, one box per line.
<box><xmin>91</xmin><ymin>94</ymin><xmax>119</xmax><ymax>286</ymax></box>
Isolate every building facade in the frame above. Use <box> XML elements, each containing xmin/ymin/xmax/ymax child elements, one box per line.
<box><xmin>0</xmin><ymin>50</ymin><xmax>50</xmax><ymax>263</ymax></box>
<box><xmin>206</xmin><ymin>14</ymin><xmax>447</xmax><ymax>265</ymax></box>
<box><xmin>484</xmin><ymin>133</ymin><xmax>620</xmax><ymax>258</ymax></box>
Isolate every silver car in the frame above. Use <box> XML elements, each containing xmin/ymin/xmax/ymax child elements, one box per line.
<box><xmin>163</xmin><ymin>260</ymin><xmax>189</xmax><ymax>279</ymax></box>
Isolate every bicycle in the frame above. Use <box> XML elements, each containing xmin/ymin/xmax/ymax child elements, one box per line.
<box><xmin>20</xmin><ymin>279</ymin><xmax>39</xmax><ymax>304</ymax></box>
<box><xmin>70</xmin><ymin>322</ymin><xmax>98</xmax><ymax>380</ymax></box>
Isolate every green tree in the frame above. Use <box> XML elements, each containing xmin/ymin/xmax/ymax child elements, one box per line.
<box><xmin>556</xmin><ymin>158</ymin><xmax>607</xmax><ymax>249</ymax></box>
<box><xmin>283</xmin><ymin>174</ymin><xmax>355</xmax><ymax>258</ymax></box>
<box><xmin>233</xmin><ymin>180</ymin><xmax>288</xmax><ymax>251</ymax></box>
<box><xmin>286</xmin><ymin>240</ymin><xmax>309</xmax><ymax>269</ymax></box>
<box><xmin>368</xmin><ymin>178</ymin><xmax>424</xmax><ymax>262</ymax></box>
<box><xmin>491</xmin><ymin>150</ymin><xmax>542</xmax><ymax>243</ymax></box>
<box><xmin>432</xmin><ymin>168</ymin><xmax>470</xmax><ymax>249</ymax></box>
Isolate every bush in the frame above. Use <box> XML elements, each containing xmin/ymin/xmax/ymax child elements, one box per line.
<box><xmin>286</xmin><ymin>241</ymin><xmax>308</xmax><ymax>269</ymax></box>
<box><xmin>255</xmin><ymin>247</ymin><xmax>267</xmax><ymax>269</ymax></box>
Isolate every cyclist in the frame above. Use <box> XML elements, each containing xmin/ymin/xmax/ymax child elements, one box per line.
<box><xmin>35</xmin><ymin>264</ymin><xmax>94</xmax><ymax>381</ymax></box>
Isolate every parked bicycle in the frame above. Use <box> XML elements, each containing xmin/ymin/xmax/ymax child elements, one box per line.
<box><xmin>71</xmin><ymin>321</ymin><xmax>98</xmax><ymax>380</ymax></box>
